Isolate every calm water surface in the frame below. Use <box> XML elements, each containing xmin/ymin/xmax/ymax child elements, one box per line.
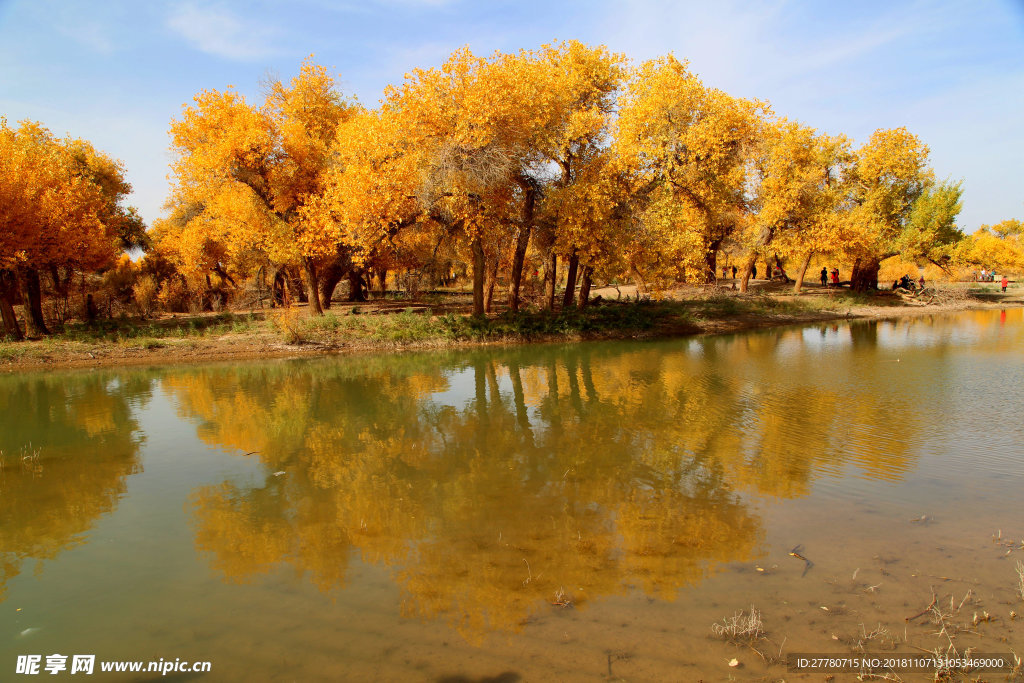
<box><xmin>2</xmin><ymin>310</ymin><xmax>1023</xmax><ymax>680</ymax></box>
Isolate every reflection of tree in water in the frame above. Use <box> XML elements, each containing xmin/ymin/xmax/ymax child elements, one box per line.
<box><xmin>177</xmin><ymin>337</ymin><xmax>918</xmax><ymax>639</ymax></box>
<box><xmin>0</xmin><ymin>372</ymin><xmax>151</xmax><ymax>601</ymax></box>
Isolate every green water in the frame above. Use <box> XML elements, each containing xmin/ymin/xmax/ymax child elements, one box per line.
<box><xmin>2</xmin><ymin>310</ymin><xmax>1023</xmax><ymax>680</ymax></box>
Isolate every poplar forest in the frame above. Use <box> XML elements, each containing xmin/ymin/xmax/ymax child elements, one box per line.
<box><xmin>2</xmin><ymin>43</ymin><xmax>1023</xmax><ymax>345</ymax></box>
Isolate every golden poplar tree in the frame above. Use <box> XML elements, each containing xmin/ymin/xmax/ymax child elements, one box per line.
<box><xmin>741</xmin><ymin>120</ymin><xmax>853</xmax><ymax>292</ymax></box>
<box><xmin>167</xmin><ymin>58</ymin><xmax>357</xmax><ymax>314</ymax></box>
<box><xmin>615</xmin><ymin>56</ymin><xmax>768</xmax><ymax>284</ymax></box>
<box><xmin>1</xmin><ymin>119</ymin><xmax>138</xmax><ymax>338</ymax></box>
<box><xmin>844</xmin><ymin>128</ymin><xmax>934</xmax><ymax>290</ymax></box>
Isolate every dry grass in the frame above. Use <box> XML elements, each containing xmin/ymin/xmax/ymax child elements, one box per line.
<box><xmin>711</xmin><ymin>605</ymin><xmax>765</xmax><ymax>644</ymax></box>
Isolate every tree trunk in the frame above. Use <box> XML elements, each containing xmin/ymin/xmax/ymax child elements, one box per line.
<box><xmin>739</xmin><ymin>252</ymin><xmax>757</xmax><ymax>293</ymax></box>
<box><xmin>287</xmin><ymin>266</ymin><xmax>307</xmax><ymax>303</ymax></box>
<box><xmin>16</xmin><ymin>266</ymin><xmax>49</xmax><ymax>336</ymax></box>
<box><xmin>483</xmin><ymin>252</ymin><xmax>499</xmax><ymax>314</ymax></box>
<box><xmin>319</xmin><ymin>261</ymin><xmax>345</xmax><ymax>310</ymax></box>
<box><xmin>213</xmin><ymin>265</ymin><xmax>236</xmax><ymax>288</ymax></box>
<box><xmin>85</xmin><ymin>293</ymin><xmax>98</xmax><ymax>322</ymax></box>
<box><xmin>303</xmin><ymin>258</ymin><xmax>323</xmax><ymax>315</ymax></box>
<box><xmin>377</xmin><ymin>269</ymin><xmax>387</xmax><ymax>297</ymax></box>
<box><xmin>577</xmin><ymin>265</ymin><xmax>593</xmax><ymax>310</ymax></box>
<box><xmin>0</xmin><ymin>270</ymin><xmax>23</xmax><ymax>340</ymax></box>
<box><xmin>347</xmin><ymin>267</ymin><xmax>367</xmax><ymax>302</ymax></box>
<box><xmin>562</xmin><ymin>249</ymin><xmax>579</xmax><ymax>310</ymax></box>
<box><xmin>471</xmin><ymin>236</ymin><xmax>485</xmax><ymax>317</ymax></box>
<box><xmin>507</xmin><ymin>224</ymin><xmax>531</xmax><ymax>312</ymax></box>
<box><xmin>702</xmin><ymin>240</ymin><xmax>721</xmax><ymax>284</ymax></box>
<box><xmin>254</xmin><ymin>266</ymin><xmax>265</xmax><ymax>309</ymax></box>
<box><xmin>507</xmin><ymin>180</ymin><xmax>536</xmax><ymax>312</ymax></box>
<box><xmin>542</xmin><ymin>251</ymin><xmax>557</xmax><ymax>311</ymax></box>
<box><xmin>272</xmin><ymin>268</ymin><xmax>287</xmax><ymax>307</ymax></box>
<box><xmin>0</xmin><ymin>296</ymin><xmax>21</xmax><ymax>340</ymax></box>
<box><xmin>771</xmin><ymin>254</ymin><xmax>792</xmax><ymax>282</ymax></box>
<box><xmin>792</xmin><ymin>252</ymin><xmax>813</xmax><ymax>293</ymax></box>
<box><xmin>631</xmin><ymin>265</ymin><xmax>649</xmax><ymax>296</ymax></box>
<box><xmin>850</xmin><ymin>258</ymin><xmax>881</xmax><ymax>292</ymax></box>
<box><xmin>49</xmin><ymin>264</ymin><xmax>72</xmax><ymax>302</ymax></box>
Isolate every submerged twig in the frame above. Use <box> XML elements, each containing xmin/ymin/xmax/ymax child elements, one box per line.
<box><xmin>906</xmin><ymin>588</ymin><xmax>937</xmax><ymax>623</ymax></box>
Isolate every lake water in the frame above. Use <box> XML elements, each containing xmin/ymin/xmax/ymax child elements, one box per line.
<box><xmin>2</xmin><ymin>310</ymin><xmax>1023</xmax><ymax>680</ymax></box>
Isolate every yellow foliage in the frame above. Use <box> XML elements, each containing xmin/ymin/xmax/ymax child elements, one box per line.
<box><xmin>156</xmin><ymin>278</ymin><xmax>190</xmax><ymax>312</ymax></box>
<box><xmin>0</xmin><ymin>118</ymin><xmax>130</xmax><ymax>273</ymax></box>
<box><xmin>164</xmin><ymin>57</ymin><xmax>358</xmax><ymax>291</ymax></box>
<box><xmin>132</xmin><ymin>274</ymin><xmax>159</xmax><ymax>316</ymax></box>
<box><xmin>615</xmin><ymin>56</ymin><xmax>768</xmax><ymax>282</ymax></box>
<box><xmin>747</xmin><ymin>119</ymin><xmax>853</xmax><ymax>263</ymax></box>
<box><xmin>151</xmin><ymin>44</ymin><xmax>963</xmax><ymax>297</ymax></box>
<box><xmin>844</xmin><ymin>128</ymin><xmax>932</xmax><ymax>263</ymax></box>
<box><xmin>878</xmin><ymin>257</ymin><xmax>923</xmax><ymax>283</ymax></box>
<box><xmin>957</xmin><ymin>228</ymin><xmax>1024</xmax><ymax>274</ymax></box>
<box><xmin>270</xmin><ymin>306</ymin><xmax>305</xmax><ymax>344</ymax></box>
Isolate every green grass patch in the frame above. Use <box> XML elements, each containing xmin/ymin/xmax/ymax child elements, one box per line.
<box><xmin>0</xmin><ymin>344</ymin><xmax>28</xmax><ymax>361</ymax></box>
<box><xmin>50</xmin><ymin>312</ymin><xmax>266</xmax><ymax>344</ymax></box>
<box><xmin>437</xmin><ymin>301</ymin><xmax>679</xmax><ymax>341</ymax></box>
<box><xmin>285</xmin><ymin>301</ymin><xmax>683</xmax><ymax>346</ymax></box>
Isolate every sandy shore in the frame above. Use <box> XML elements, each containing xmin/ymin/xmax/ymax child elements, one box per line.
<box><xmin>2</xmin><ymin>285</ymin><xmax>1021</xmax><ymax>373</ymax></box>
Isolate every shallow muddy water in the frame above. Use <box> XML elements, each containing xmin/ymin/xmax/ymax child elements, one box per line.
<box><xmin>2</xmin><ymin>309</ymin><xmax>1023</xmax><ymax>681</ymax></box>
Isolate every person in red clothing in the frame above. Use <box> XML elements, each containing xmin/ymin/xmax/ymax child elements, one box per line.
<box><xmin>1001</xmin><ymin>275</ymin><xmax>1009</xmax><ymax>292</ymax></box>
<box><xmin>829</xmin><ymin>268</ymin><xmax>839</xmax><ymax>285</ymax></box>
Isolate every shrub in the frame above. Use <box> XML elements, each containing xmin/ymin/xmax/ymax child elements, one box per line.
<box><xmin>133</xmin><ymin>275</ymin><xmax>159</xmax><ymax>317</ymax></box>
<box><xmin>271</xmin><ymin>306</ymin><xmax>306</xmax><ymax>344</ymax></box>
<box><xmin>157</xmin><ymin>279</ymin><xmax>190</xmax><ymax>312</ymax></box>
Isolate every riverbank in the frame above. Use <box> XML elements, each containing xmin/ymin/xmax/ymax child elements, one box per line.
<box><xmin>2</xmin><ymin>282</ymin><xmax>1021</xmax><ymax>372</ymax></box>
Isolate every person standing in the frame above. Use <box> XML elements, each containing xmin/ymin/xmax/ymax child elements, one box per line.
<box><xmin>1001</xmin><ymin>275</ymin><xmax>1009</xmax><ymax>292</ymax></box>
<box><xmin>820</xmin><ymin>267</ymin><xmax>828</xmax><ymax>286</ymax></box>
<box><xmin>732</xmin><ymin>265</ymin><xmax>738</xmax><ymax>279</ymax></box>
<box><xmin>752</xmin><ymin>264</ymin><xmax>758</xmax><ymax>280</ymax></box>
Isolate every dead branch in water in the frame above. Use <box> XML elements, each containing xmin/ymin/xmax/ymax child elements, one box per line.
<box><xmin>906</xmin><ymin>587</ymin><xmax>937</xmax><ymax>623</ymax></box>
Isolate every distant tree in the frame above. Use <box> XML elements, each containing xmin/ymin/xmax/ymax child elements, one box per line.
<box><xmin>843</xmin><ymin>128</ymin><xmax>951</xmax><ymax>290</ymax></box>
<box><xmin>0</xmin><ymin>119</ymin><xmax>140</xmax><ymax>338</ymax></box>
<box><xmin>955</xmin><ymin>220</ymin><xmax>1024</xmax><ymax>274</ymax></box>
<box><xmin>986</xmin><ymin>218</ymin><xmax>1023</xmax><ymax>239</ymax></box>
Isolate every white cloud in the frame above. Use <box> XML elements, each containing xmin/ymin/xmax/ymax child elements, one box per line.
<box><xmin>166</xmin><ymin>2</ymin><xmax>283</xmax><ymax>61</ymax></box>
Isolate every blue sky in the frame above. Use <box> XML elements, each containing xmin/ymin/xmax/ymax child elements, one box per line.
<box><xmin>1</xmin><ymin>0</ymin><xmax>1022</xmax><ymax>232</ymax></box>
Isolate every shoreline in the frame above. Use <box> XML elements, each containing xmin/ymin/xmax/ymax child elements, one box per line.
<box><xmin>2</xmin><ymin>290</ymin><xmax>1021</xmax><ymax>373</ymax></box>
